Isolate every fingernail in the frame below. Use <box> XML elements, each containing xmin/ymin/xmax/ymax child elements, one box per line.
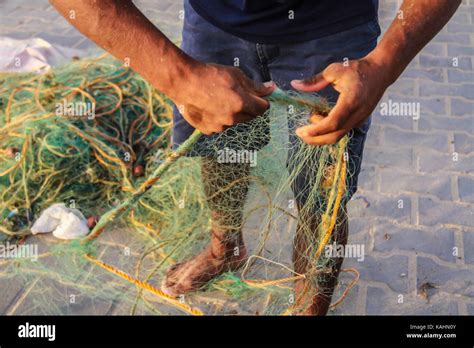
<box><xmin>296</xmin><ymin>129</ymin><xmax>305</xmax><ymax>137</ymax></box>
<box><xmin>291</xmin><ymin>79</ymin><xmax>303</xmax><ymax>84</ymax></box>
<box><xmin>263</xmin><ymin>81</ymin><xmax>275</xmax><ymax>88</ymax></box>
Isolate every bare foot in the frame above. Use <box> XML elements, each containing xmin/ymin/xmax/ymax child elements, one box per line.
<box><xmin>161</xmin><ymin>241</ymin><xmax>247</xmax><ymax>297</ymax></box>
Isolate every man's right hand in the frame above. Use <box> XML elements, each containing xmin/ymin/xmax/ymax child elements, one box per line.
<box><xmin>49</xmin><ymin>0</ymin><xmax>274</xmax><ymax>135</ymax></box>
<box><xmin>169</xmin><ymin>61</ymin><xmax>275</xmax><ymax>135</ymax></box>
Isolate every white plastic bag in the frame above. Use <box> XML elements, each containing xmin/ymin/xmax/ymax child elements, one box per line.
<box><xmin>0</xmin><ymin>37</ymin><xmax>84</xmax><ymax>73</ymax></box>
<box><xmin>31</xmin><ymin>203</ymin><xmax>90</xmax><ymax>240</ymax></box>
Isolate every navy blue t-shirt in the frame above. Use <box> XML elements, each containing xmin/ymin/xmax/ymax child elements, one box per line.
<box><xmin>189</xmin><ymin>0</ymin><xmax>379</xmax><ymax>44</ymax></box>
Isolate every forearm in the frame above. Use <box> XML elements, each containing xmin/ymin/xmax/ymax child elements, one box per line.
<box><xmin>367</xmin><ymin>0</ymin><xmax>461</xmax><ymax>86</ymax></box>
<box><xmin>49</xmin><ymin>0</ymin><xmax>195</xmax><ymax>98</ymax></box>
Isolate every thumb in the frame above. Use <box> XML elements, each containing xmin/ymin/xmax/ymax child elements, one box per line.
<box><xmin>254</xmin><ymin>80</ymin><xmax>276</xmax><ymax>97</ymax></box>
<box><xmin>291</xmin><ymin>72</ymin><xmax>332</xmax><ymax>92</ymax></box>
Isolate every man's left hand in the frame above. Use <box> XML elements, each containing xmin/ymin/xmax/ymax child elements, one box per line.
<box><xmin>291</xmin><ymin>56</ymin><xmax>390</xmax><ymax>145</ymax></box>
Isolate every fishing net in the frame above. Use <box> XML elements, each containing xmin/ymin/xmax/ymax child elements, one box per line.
<box><xmin>0</xmin><ymin>55</ymin><xmax>357</xmax><ymax>315</ymax></box>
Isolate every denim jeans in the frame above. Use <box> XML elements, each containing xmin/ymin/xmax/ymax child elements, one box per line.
<box><xmin>173</xmin><ymin>0</ymin><xmax>381</xmax><ymax>203</ymax></box>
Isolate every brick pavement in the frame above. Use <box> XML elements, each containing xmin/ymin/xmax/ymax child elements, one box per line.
<box><xmin>0</xmin><ymin>0</ymin><xmax>472</xmax><ymax>315</ymax></box>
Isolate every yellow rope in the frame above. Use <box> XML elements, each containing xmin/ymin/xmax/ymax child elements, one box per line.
<box><xmin>243</xmin><ymin>275</ymin><xmax>305</xmax><ymax>289</ymax></box>
<box><xmin>84</xmin><ymin>254</ymin><xmax>203</xmax><ymax>316</ymax></box>
<box><xmin>315</xmin><ymin>149</ymin><xmax>347</xmax><ymax>258</ymax></box>
<box><xmin>0</xmin><ymin>137</ymin><xmax>29</xmax><ymax>177</ymax></box>
<box><xmin>241</xmin><ymin>255</ymin><xmax>306</xmax><ymax>288</ymax></box>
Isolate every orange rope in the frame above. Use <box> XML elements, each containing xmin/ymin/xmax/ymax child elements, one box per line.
<box><xmin>329</xmin><ymin>268</ymin><xmax>360</xmax><ymax>309</ymax></box>
<box><xmin>84</xmin><ymin>254</ymin><xmax>203</xmax><ymax>316</ymax></box>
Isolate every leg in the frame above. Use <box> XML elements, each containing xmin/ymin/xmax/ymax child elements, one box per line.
<box><xmin>264</xmin><ymin>19</ymin><xmax>379</xmax><ymax>315</ymax></box>
<box><xmin>163</xmin><ymin>1</ymin><xmax>267</xmax><ymax>296</ymax></box>
<box><xmin>293</xmin><ymin>207</ymin><xmax>348</xmax><ymax>315</ymax></box>
<box><xmin>161</xmin><ymin>158</ymin><xmax>250</xmax><ymax>296</ymax></box>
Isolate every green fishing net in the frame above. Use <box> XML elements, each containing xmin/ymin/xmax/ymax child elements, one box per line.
<box><xmin>0</xmin><ymin>55</ymin><xmax>356</xmax><ymax>315</ymax></box>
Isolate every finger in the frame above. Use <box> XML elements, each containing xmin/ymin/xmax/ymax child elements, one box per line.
<box><xmin>298</xmin><ymin>96</ymin><xmax>356</xmax><ymax>136</ymax></box>
<box><xmin>253</xmin><ymin>80</ymin><xmax>276</xmax><ymax>97</ymax></box>
<box><xmin>295</xmin><ymin>123</ymin><xmax>321</xmax><ymax>138</ymax></box>
<box><xmin>297</xmin><ymin>128</ymin><xmax>349</xmax><ymax>146</ymax></box>
<box><xmin>200</xmin><ymin>126</ymin><xmax>213</xmax><ymax>135</ymax></box>
<box><xmin>291</xmin><ymin>72</ymin><xmax>331</xmax><ymax>92</ymax></box>
<box><xmin>227</xmin><ymin>112</ymin><xmax>255</xmax><ymax>125</ymax></box>
<box><xmin>184</xmin><ymin>111</ymin><xmax>206</xmax><ymax>133</ymax></box>
<box><xmin>243</xmin><ymin>95</ymin><xmax>270</xmax><ymax>117</ymax></box>
<box><xmin>309</xmin><ymin>113</ymin><xmax>325</xmax><ymax>124</ymax></box>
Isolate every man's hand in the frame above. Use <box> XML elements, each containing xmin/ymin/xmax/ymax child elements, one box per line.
<box><xmin>291</xmin><ymin>57</ymin><xmax>389</xmax><ymax>145</ymax></box>
<box><xmin>291</xmin><ymin>0</ymin><xmax>461</xmax><ymax>146</ymax></box>
<box><xmin>49</xmin><ymin>0</ymin><xmax>274</xmax><ymax>135</ymax></box>
<box><xmin>171</xmin><ymin>62</ymin><xmax>275</xmax><ymax>135</ymax></box>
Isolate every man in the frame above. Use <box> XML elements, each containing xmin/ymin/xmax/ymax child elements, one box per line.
<box><xmin>51</xmin><ymin>0</ymin><xmax>461</xmax><ymax>315</ymax></box>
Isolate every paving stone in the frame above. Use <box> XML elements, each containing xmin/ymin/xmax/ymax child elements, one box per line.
<box><xmin>464</xmin><ymin>232</ymin><xmax>474</xmax><ymax>265</ymax></box>
<box><xmin>420</xmin><ymin>43</ymin><xmax>446</xmax><ymax>56</ymax></box>
<box><xmin>9</xmin><ymin>277</ymin><xmax>116</xmax><ymax>315</ymax></box>
<box><xmin>453</xmin><ymin>133</ymin><xmax>474</xmax><ymax>154</ymax></box>
<box><xmin>349</xmin><ymin>192</ymin><xmax>412</xmax><ymax>224</ymax></box>
<box><xmin>383</xmin><ymin>128</ymin><xmax>449</xmax><ymax>152</ymax></box>
<box><xmin>0</xmin><ymin>276</ymin><xmax>28</xmax><ymax>314</ymax></box>
<box><xmin>420</xmin><ymin>83</ymin><xmax>474</xmax><ymax>100</ymax></box>
<box><xmin>386</xmin><ymin>78</ymin><xmax>416</xmax><ymax>96</ymax></box>
<box><xmin>448</xmin><ymin>69</ymin><xmax>474</xmax><ymax>84</ymax></box>
<box><xmin>380</xmin><ymin>169</ymin><xmax>452</xmax><ymax>201</ymax></box>
<box><xmin>451</xmin><ymin>98</ymin><xmax>474</xmax><ymax>116</ymax></box>
<box><xmin>347</xmin><ymin>216</ymin><xmax>372</xmax><ymax>237</ymax></box>
<box><xmin>418</xmin><ymin>115</ymin><xmax>473</xmax><ymax>134</ymax></box>
<box><xmin>458</xmin><ymin>176</ymin><xmax>474</xmax><ymax>203</ymax></box>
<box><xmin>0</xmin><ymin>15</ymin><xmax>29</xmax><ymax>28</ymax></box>
<box><xmin>433</xmin><ymin>33</ymin><xmax>471</xmax><ymax>45</ymax></box>
<box><xmin>448</xmin><ymin>44</ymin><xmax>474</xmax><ymax>57</ymax></box>
<box><xmin>419</xmin><ymin>196</ymin><xmax>473</xmax><ymax>227</ymax></box>
<box><xmin>36</xmin><ymin>32</ymin><xmax>85</xmax><ymax>48</ymax></box>
<box><xmin>418</xmin><ymin>150</ymin><xmax>473</xmax><ymax>175</ymax></box>
<box><xmin>386</xmin><ymin>94</ymin><xmax>447</xmax><ymax>116</ymax></box>
<box><xmin>402</xmin><ymin>67</ymin><xmax>444</xmax><ymax>83</ymax></box>
<box><xmin>417</xmin><ymin>256</ymin><xmax>474</xmax><ymax>298</ymax></box>
<box><xmin>467</xmin><ymin>302</ymin><xmax>474</xmax><ymax>315</ymax></box>
<box><xmin>448</xmin><ymin>12</ymin><xmax>471</xmax><ymax>24</ymax></box>
<box><xmin>374</xmin><ymin>112</ymin><xmax>416</xmax><ymax>131</ymax></box>
<box><xmin>73</xmin><ymin>38</ymin><xmax>101</xmax><ymax>51</ymax></box>
<box><xmin>364</xmin><ymin>145</ymin><xmax>414</xmax><ymax>168</ymax></box>
<box><xmin>447</xmin><ymin>22</ymin><xmax>474</xmax><ymax>34</ymax></box>
<box><xmin>373</xmin><ymin>221</ymin><xmax>456</xmax><ymax>262</ymax></box>
<box><xmin>355</xmin><ymin>254</ymin><xmax>410</xmax><ymax>293</ymax></box>
<box><xmin>366</xmin><ymin>286</ymin><xmax>459</xmax><ymax>315</ymax></box>
<box><xmin>357</xmin><ymin>164</ymin><xmax>377</xmax><ymax>192</ymax></box>
<box><xmin>328</xmin><ymin>283</ymin><xmax>359</xmax><ymax>315</ymax></box>
<box><xmin>2</xmin><ymin>31</ymin><xmax>36</xmax><ymax>40</ymax></box>
<box><xmin>365</xmin><ymin>123</ymin><xmax>382</xmax><ymax>146</ymax></box>
<box><xmin>419</xmin><ymin>55</ymin><xmax>472</xmax><ymax>70</ymax></box>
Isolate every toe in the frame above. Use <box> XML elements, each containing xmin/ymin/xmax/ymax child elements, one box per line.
<box><xmin>160</xmin><ymin>279</ymin><xmax>179</xmax><ymax>297</ymax></box>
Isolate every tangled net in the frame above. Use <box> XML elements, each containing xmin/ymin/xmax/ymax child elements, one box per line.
<box><xmin>0</xmin><ymin>55</ymin><xmax>357</xmax><ymax>315</ymax></box>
